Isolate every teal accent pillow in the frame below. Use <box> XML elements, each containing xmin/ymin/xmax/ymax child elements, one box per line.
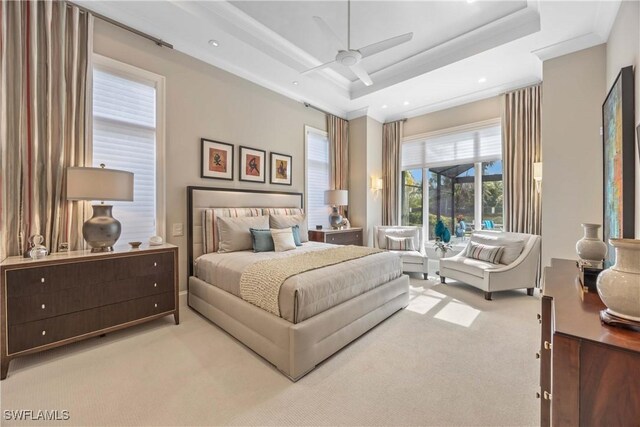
<box><xmin>291</xmin><ymin>225</ymin><xmax>303</xmax><ymax>246</ymax></box>
<box><xmin>250</xmin><ymin>228</ymin><xmax>274</xmax><ymax>252</ymax></box>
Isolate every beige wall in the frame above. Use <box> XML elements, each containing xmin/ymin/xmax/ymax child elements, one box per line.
<box><xmin>605</xmin><ymin>0</ymin><xmax>640</xmax><ymax>238</ymax></box>
<box><xmin>541</xmin><ymin>45</ymin><xmax>606</xmax><ymax>266</ymax></box>
<box><xmin>404</xmin><ymin>96</ymin><xmax>502</xmax><ymax>138</ymax></box>
<box><xmin>93</xmin><ymin>20</ymin><xmax>326</xmax><ymax>291</ymax></box>
<box><xmin>348</xmin><ymin>116</ymin><xmax>383</xmax><ymax>246</ymax></box>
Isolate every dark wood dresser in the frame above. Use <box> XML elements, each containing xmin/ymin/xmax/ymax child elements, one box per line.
<box><xmin>540</xmin><ymin>259</ymin><xmax>640</xmax><ymax>426</ymax></box>
<box><xmin>308</xmin><ymin>227</ymin><xmax>363</xmax><ymax>246</ymax></box>
<box><xmin>0</xmin><ymin>244</ymin><xmax>179</xmax><ymax>379</ymax></box>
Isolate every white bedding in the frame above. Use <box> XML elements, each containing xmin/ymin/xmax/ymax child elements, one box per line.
<box><xmin>194</xmin><ymin>242</ymin><xmax>402</xmax><ymax>323</ymax></box>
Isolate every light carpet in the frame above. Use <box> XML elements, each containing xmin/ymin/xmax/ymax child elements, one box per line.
<box><xmin>0</xmin><ymin>277</ymin><xmax>540</xmax><ymax>426</ymax></box>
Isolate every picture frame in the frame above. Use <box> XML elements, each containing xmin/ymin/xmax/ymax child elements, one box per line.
<box><xmin>239</xmin><ymin>146</ymin><xmax>266</xmax><ymax>183</ymax></box>
<box><xmin>201</xmin><ymin>139</ymin><xmax>234</xmax><ymax>181</ymax></box>
<box><xmin>602</xmin><ymin>66</ymin><xmax>635</xmax><ymax>267</ymax></box>
<box><xmin>270</xmin><ymin>152</ymin><xmax>292</xmax><ymax>186</ymax></box>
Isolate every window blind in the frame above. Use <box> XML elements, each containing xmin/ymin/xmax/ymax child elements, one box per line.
<box><xmin>306</xmin><ymin>129</ymin><xmax>331</xmax><ymax>229</ymax></box>
<box><xmin>402</xmin><ymin>122</ymin><xmax>502</xmax><ymax>170</ymax></box>
<box><xmin>92</xmin><ymin>68</ymin><xmax>157</xmax><ymax>244</ymax></box>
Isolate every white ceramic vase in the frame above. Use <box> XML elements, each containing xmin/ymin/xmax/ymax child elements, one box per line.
<box><xmin>576</xmin><ymin>223</ymin><xmax>607</xmax><ymax>263</ymax></box>
<box><xmin>596</xmin><ymin>239</ymin><xmax>640</xmax><ymax>321</ymax></box>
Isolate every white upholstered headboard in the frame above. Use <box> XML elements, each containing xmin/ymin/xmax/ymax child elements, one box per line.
<box><xmin>187</xmin><ymin>186</ymin><xmax>303</xmax><ymax>276</ymax></box>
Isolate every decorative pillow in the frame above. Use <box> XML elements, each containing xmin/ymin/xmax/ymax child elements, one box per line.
<box><xmin>250</xmin><ymin>228</ymin><xmax>274</xmax><ymax>252</ymax></box>
<box><xmin>202</xmin><ymin>208</ymin><xmax>262</xmax><ymax>253</ymax></box>
<box><xmin>217</xmin><ymin>215</ymin><xmax>269</xmax><ymax>253</ymax></box>
<box><xmin>378</xmin><ymin>228</ymin><xmax>420</xmax><ymax>250</ymax></box>
<box><xmin>270</xmin><ymin>214</ymin><xmax>308</xmax><ymax>243</ymax></box>
<box><xmin>466</xmin><ymin>241</ymin><xmax>504</xmax><ymax>264</ymax></box>
<box><xmin>385</xmin><ymin>236</ymin><xmax>416</xmax><ymax>251</ymax></box>
<box><xmin>291</xmin><ymin>225</ymin><xmax>303</xmax><ymax>246</ymax></box>
<box><xmin>271</xmin><ymin>228</ymin><xmax>297</xmax><ymax>252</ymax></box>
<box><xmin>469</xmin><ymin>232</ymin><xmax>525</xmax><ymax>265</ymax></box>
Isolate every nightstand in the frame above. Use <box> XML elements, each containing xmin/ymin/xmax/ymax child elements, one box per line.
<box><xmin>308</xmin><ymin>228</ymin><xmax>363</xmax><ymax>246</ymax></box>
<box><xmin>0</xmin><ymin>244</ymin><xmax>179</xmax><ymax>380</ymax></box>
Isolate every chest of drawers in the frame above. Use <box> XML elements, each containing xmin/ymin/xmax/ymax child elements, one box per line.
<box><xmin>308</xmin><ymin>228</ymin><xmax>363</xmax><ymax>246</ymax></box>
<box><xmin>1</xmin><ymin>244</ymin><xmax>179</xmax><ymax>379</ymax></box>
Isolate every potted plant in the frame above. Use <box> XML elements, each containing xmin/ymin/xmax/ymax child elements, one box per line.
<box><xmin>433</xmin><ymin>239</ymin><xmax>453</xmax><ymax>258</ymax></box>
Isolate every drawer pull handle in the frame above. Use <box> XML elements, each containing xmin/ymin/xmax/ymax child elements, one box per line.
<box><xmin>544</xmin><ymin>341</ymin><xmax>552</xmax><ymax>350</ymax></box>
<box><xmin>154</xmin><ymin>283</ymin><xmax>157</xmax><ymax>288</ymax></box>
<box><xmin>41</xmin><ymin>277</ymin><xmax>45</xmax><ymax>283</ymax></box>
<box><xmin>154</xmin><ymin>262</ymin><xmax>157</xmax><ymax>267</ymax></box>
<box><xmin>535</xmin><ymin>352</ymin><xmax>540</xmax><ymax>359</ymax></box>
<box><xmin>154</xmin><ymin>303</ymin><xmax>158</xmax><ymax>308</ymax></box>
<box><xmin>41</xmin><ymin>330</ymin><xmax>46</xmax><ymax>336</ymax></box>
<box><xmin>41</xmin><ymin>304</ymin><xmax>46</xmax><ymax>310</ymax></box>
<box><xmin>543</xmin><ymin>391</ymin><xmax>552</xmax><ymax>400</ymax></box>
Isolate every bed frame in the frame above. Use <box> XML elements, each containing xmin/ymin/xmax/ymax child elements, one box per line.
<box><xmin>187</xmin><ymin>186</ymin><xmax>410</xmax><ymax>381</ymax></box>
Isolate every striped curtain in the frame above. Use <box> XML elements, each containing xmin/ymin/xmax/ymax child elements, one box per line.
<box><xmin>327</xmin><ymin>114</ymin><xmax>349</xmax><ymax>216</ymax></box>
<box><xmin>383</xmin><ymin>120</ymin><xmax>403</xmax><ymax>225</ymax></box>
<box><xmin>503</xmin><ymin>84</ymin><xmax>542</xmax><ymax>235</ymax></box>
<box><xmin>1</xmin><ymin>1</ymin><xmax>93</xmax><ymax>260</ymax></box>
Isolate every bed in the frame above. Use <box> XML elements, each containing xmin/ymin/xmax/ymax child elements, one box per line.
<box><xmin>187</xmin><ymin>186</ymin><xmax>410</xmax><ymax>381</ymax></box>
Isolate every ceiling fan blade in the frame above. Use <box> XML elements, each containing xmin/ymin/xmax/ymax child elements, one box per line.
<box><xmin>350</xmin><ymin>63</ymin><xmax>373</xmax><ymax>86</ymax></box>
<box><xmin>358</xmin><ymin>32</ymin><xmax>413</xmax><ymax>58</ymax></box>
<box><xmin>301</xmin><ymin>59</ymin><xmax>337</xmax><ymax>75</ymax></box>
<box><xmin>313</xmin><ymin>16</ymin><xmax>346</xmax><ymax>52</ymax></box>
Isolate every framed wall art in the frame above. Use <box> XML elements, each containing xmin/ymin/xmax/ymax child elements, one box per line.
<box><xmin>270</xmin><ymin>152</ymin><xmax>292</xmax><ymax>185</ymax></box>
<box><xmin>239</xmin><ymin>146</ymin><xmax>266</xmax><ymax>183</ymax></box>
<box><xmin>602</xmin><ymin>66</ymin><xmax>635</xmax><ymax>267</ymax></box>
<box><xmin>201</xmin><ymin>139</ymin><xmax>233</xmax><ymax>180</ymax></box>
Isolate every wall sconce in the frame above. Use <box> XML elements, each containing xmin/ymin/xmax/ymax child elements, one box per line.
<box><xmin>533</xmin><ymin>162</ymin><xmax>542</xmax><ymax>193</ymax></box>
<box><xmin>371</xmin><ymin>176</ymin><xmax>383</xmax><ymax>192</ymax></box>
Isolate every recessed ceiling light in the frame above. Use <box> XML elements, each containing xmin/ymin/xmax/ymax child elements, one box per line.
<box><xmin>208</xmin><ymin>40</ymin><xmax>219</xmax><ymax>47</ymax></box>
<box><xmin>381</xmin><ymin>104</ymin><xmax>388</xmax><ymax>109</ymax></box>
<box><xmin>478</xmin><ymin>77</ymin><xmax>487</xmax><ymax>83</ymax></box>
<box><xmin>292</xmin><ymin>81</ymin><xmax>299</xmax><ymax>86</ymax></box>
<box><xmin>403</xmin><ymin>101</ymin><xmax>410</xmax><ymax>106</ymax></box>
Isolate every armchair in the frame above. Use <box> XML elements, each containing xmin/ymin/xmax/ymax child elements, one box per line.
<box><xmin>374</xmin><ymin>226</ymin><xmax>429</xmax><ymax>280</ymax></box>
<box><xmin>439</xmin><ymin>231</ymin><xmax>541</xmax><ymax>300</ymax></box>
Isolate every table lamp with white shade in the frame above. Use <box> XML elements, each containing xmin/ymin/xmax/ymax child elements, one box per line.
<box><xmin>324</xmin><ymin>189</ymin><xmax>348</xmax><ymax>229</ymax></box>
<box><xmin>66</xmin><ymin>164</ymin><xmax>134</xmax><ymax>252</ymax></box>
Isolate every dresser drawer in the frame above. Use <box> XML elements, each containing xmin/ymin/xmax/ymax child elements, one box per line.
<box><xmin>8</xmin><ymin>291</ymin><xmax>175</xmax><ymax>354</ymax></box>
<box><xmin>326</xmin><ymin>231</ymin><xmax>361</xmax><ymax>245</ymax></box>
<box><xmin>115</xmin><ymin>252</ymin><xmax>174</xmax><ymax>279</ymax></box>
<box><xmin>5</xmin><ymin>260</ymin><xmax>117</xmax><ymax>298</ymax></box>
<box><xmin>7</xmin><ymin>273</ymin><xmax>174</xmax><ymax>325</ymax></box>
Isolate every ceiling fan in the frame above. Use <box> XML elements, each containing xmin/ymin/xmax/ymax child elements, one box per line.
<box><xmin>302</xmin><ymin>0</ymin><xmax>413</xmax><ymax>86</ymax></box>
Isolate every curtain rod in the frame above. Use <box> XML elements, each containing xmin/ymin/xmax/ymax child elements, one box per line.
<box><xmin>303</xmin><ymin>102</ymin><xmax>347</xmax><ymax>120</ymax></box>
<box><xmin>67</xmin><ymin>1</ymin><xmax>173</xmax><ymax>49</ymax></box>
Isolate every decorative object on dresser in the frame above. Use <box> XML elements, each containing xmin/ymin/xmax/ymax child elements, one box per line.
<box><xmin>270</xmin><ymin>152</ymin><xmax>292</xmax><ymax>185</ymax></box>
<box><xmin>66</xmin><ymin>164</ymin><xmax>134</xmax><ymax>252</ymax></box>
<box><xmin>0</xmin><ymin>244</ymin><xmax>179</xmax><ymax>380</ymax></box>
<box><xmin>539</xmin><ymin>259</ymin><xmax>640</xmax><ymax>426</ymax></box>
<box><xmin>575</xmin><ymin>223</ymin><xmax>607</xmax><ymax>265</ymax></box>
<box><xmin>201</xmin><ymin>139</ymin><xmax>234</xmax><ymax>181</ymax></box>
<box><xmin>26</xmin><ymin>235</ymin><xmax>48</xmax><ymax>260</ymax></box>
<box><xmin>308</xmin><ymin>227</ymin><xmax>362</xmax><ymax>246</ymax></box>
<box><xmin>324</xmin><ymin>189</ymin><xmax>348</xmax><ymax>229</ymax></box>
<box><xmin>239</xmin><ymin>146</ymin><xmax>266</xmax><ymax>183</ymax></box>
<box><xmin>602</xmin><ymin>66</ymin><xmax>635</xmax><ymax>267</ymax></box>
<box><xmin>596</xmin><ymin>239</ymin><xmax>640</xmax><ymax>329</ymax></box>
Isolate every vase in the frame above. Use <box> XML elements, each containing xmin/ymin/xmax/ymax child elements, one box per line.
<box><xmin>576</xmin><ymin>223</ymin><xmax>607</xmax><ymax>263</ymax></box>
<box><xmin>596</xmin><ymin>239</ymin><xmax>640</xmax><ymax>321</ymax></box>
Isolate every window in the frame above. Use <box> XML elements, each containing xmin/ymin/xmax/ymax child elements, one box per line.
<box><xmin>92</xmin><ymin>55</ymin><xmax>165</xmax><ymax>243</ymax></box>
<box><xmin>305</xmin><ymin>126</ymin><xmax>331</xmax><ymax>229</ymax></box>
<box><xmin>401</xmin><ymin>169</ymin><xmax>423</xmax><ymax>226</ymax></box>
<box><xmin>401</xmin><ymin>120</ymin><xmax>503</xmax><ymax>239</ymax></box>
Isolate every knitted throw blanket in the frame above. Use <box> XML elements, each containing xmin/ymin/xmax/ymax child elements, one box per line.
<box><xmin>239</xmin><ymin>245</ymin><xmax>382</xmax><ymax>317</ymax></box>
